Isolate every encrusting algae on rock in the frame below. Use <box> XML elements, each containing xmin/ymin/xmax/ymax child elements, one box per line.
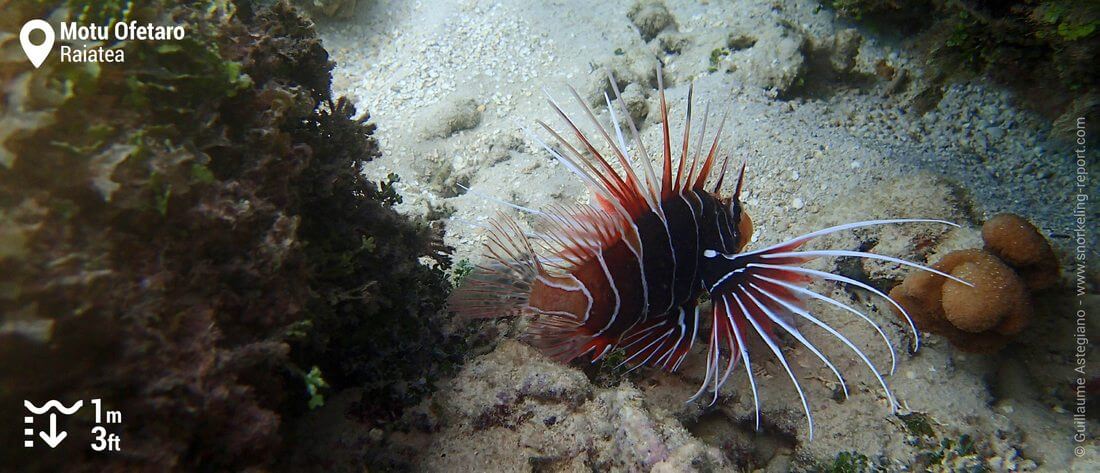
<box><xmin>1</xmin><ymin>1</ymin><xmax>455</xmax><ymax>469</ymax></box>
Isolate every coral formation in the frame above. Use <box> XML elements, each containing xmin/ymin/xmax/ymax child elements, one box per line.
<box><xmin>981</xmin><ymin>213</ymin><xmax>1059</xmax><ymax>290</ymax></box>
<box><xmin>889</xmin><ymin>214</ymin><xmax>1058</xmax><ymax>352</ymax></box>
<box><xmin>0</xmin><ymin>0</ymin><xmax>452</xmax><ymax>469</ymax></box>
<box><xmin>940</xmin><ymin>250</ymin><xmax>1031</xmax><ymax>334</ymax></box>
<box><xmin>890</xmin><ymin>249</ymin><xmax>1030</xmax><ymax>352</ymax></box>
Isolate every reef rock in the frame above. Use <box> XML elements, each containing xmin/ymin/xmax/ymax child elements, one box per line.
<box><xmin>421</xmin><ymin>95</ymin><xmax>484</xmax><ymax>139</ymax></box>
<box><xmin>734</xmin><ymin>22</ymin><xmax>807</xmax><ymax>95</ymax></box>
<box><xmin>407</xmin><ymin>340</ymin><xmax>727</xmax><ymax>471</ymax></box>
<box><xmin>628</xmin><ymin>0</ymin><xmax>675</xmax><ymax>42</ymax></box>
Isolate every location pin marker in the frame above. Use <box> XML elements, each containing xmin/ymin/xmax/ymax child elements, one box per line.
<box><xmin>20</xmin><ymin>19</ymin><xmax>55</xmax><ymax>69</ymax></box>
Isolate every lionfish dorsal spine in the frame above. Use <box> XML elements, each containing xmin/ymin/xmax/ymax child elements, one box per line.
<box><xmin>450</xmin><ymin>65</ymin><xmax>970</xmax><ymax>441</ymax></box>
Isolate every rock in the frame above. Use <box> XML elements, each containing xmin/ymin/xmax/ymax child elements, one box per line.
<box><xmin>402</xmin><ymin>341</ymin><xmax>726</xmax><ymax>471</ymax></box>
<box><xmin>829</xmin><ymin>28</ymin><xmax>862</xmax><ymax>73</ymax></box>
<box><xmin>421</xmin><ymin>95</ymin><xmax>482</xmax><ymax>139</ymax></box>
<box><xmin>657</xmin><ymin>32</ymin><xmax>689</xmax><ymax>54</ymax></box>
<box><xmin>587</xmin><ymin>385</ymin><xmax>726</xmax><ymax>470</ymax></box>
<box><xmin>1052</xmin><ymin>92</ymin><xmax>1098</xmax><ymax>142</ymax></box>
<box><xmin>628</xmin><ymin>0</ymin><xmax>675</xmax><ymax>41</ymax></box>
<box><xmin>733</xmin><ymin>22</ymin><xmax>806</xmax><ymax>95</ymax></box>
<box><xmin>427</xmin><ymin>160</ymin><xmax>473</xmax><ymax>198</ymax></box>
<box><xmin>443</xmin><ymin>340</ymin><xmax>593</xmax><ymax>422</ymax></box>
<box><xmin>620</xmin><ymin>83</ymin><xmax>649</xmax><ymax>125</ymax></box>
<box><xmin>579</xmin><ymin>50</ymin><xmax>660</xmax><ymax>107</ymax></box>
<box><xmin>482</xmin><ymin>133</ymin><xmax>523</xmax><ymax>166</ymax></box>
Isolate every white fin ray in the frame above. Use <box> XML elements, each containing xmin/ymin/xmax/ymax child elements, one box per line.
<box><xmin>762</xmin><ymin>249</ymin><xmax>973</xmax><ymax>287</ymax></box>
<box><xmin>752</xmin><ymin>277</ymin><xmax>899</xmax><ymax>411</ymax></box>
<box><xmin>743</xmin><ymin>285</ymin><xmax>849</xmax><ymax>398</ymax></box>
<box><xmin>734</xmin><ymin>289</ymin><xmax>815</xmax><ymax>440</ymax></box>
<box><xmin>739</xmin><ymin>219</ymin><xmax>959</xmax><ymax>258</ymax></box>
<box><xmin>606</xmin><ymin>70</ymin><xmax>662</xmax><ymax>213</ymax></box>
<box><xmin>755</xmin><ymin>273</ymin><xmax>898</xmax><ymax>374</ymax></box>
<box><xmin>749</xmin><ymin>263</ymin><xmax>922</xmax><ymax>352</ymax></box>
<box><xmin>564</xmin><ymin>84</ymin><xmax>651</xmax><ymax>213</ymax></box>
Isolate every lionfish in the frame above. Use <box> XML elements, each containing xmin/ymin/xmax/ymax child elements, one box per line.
<box><xmin>450</xmin><ymin>69</ymin><xmax>969</xmax><ymax>439</ymax></box>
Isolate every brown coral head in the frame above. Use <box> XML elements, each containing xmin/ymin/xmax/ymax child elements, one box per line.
<box><xmin>889</xmin><ymin>248</ymin><xmax>1032</xmax><ymax>353</ymax></box>
<box><xmin>940</xmin><ymin>250</ymin><xmax>1030</xmax><ymax>335</ymax></box>
<box><xmin>981</xmin><ymin>213</ymin><xmax>1059</xmax><ymax>291</ymax></box>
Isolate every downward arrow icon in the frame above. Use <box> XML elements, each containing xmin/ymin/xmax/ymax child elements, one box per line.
<box><xmin>39</xmin><ymin>413</ymin><xmax>66</xmax><ymax>448</ymax></box>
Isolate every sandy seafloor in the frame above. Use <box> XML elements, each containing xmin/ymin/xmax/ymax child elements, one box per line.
<box><xmin>305</xmin><ymin>0</ymin><xmax>1099</xmax><ymax>471</ymax></box>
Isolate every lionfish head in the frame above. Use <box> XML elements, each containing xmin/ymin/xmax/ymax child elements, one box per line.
<box><xmin>451</xmin><ymin>64</ymin><xmax>973</xmax><ymax>441</ymax></box>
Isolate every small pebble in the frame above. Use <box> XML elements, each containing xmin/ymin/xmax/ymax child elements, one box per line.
<box><xmin>369</xmin><ymin>428</ymin><xmax>384</xmax><ymax>443</ymax></box>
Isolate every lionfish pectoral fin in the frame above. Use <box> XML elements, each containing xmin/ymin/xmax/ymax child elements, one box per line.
<box><xmin>694</xmin><ymin>219</ymin><xmax>969</xmax><ymax>439</ymax></box>
<box><xmin>615</xmin><ymin>305</ymin><xmax>698</xmax><ymax>374</ymax></box>
<box><xmin>449</xmin><ymin>213</ymin><xmax>539</xmax><ymax>320</ymax></box>
<box><xmin>523</xmin><ymin>313</ymin><xmax>613</xmax><ymax>364</ymax></box>
<box><xmin>702</xmin><ymin>218</ymin><xmax>970</xmax><ymax>349</ymax></box>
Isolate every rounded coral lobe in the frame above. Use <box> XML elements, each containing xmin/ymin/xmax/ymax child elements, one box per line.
<box><xmin>940</xmin><ymin>251</ymin><xmax>1029</xmax><ymax>334</ymax></box>
<box><xmin>981</xmin><ymin>213</ymin><xmax>1059</xmax><ymax>291</ymax></box>
<box><xmin>982</xmin><ymin>213</ymin><xmax>1053</xmax><ymax>268</ymax></box>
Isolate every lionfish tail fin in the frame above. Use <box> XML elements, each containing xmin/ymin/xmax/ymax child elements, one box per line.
<box><xmin>449</xmin><ymin>213</ymin><xmax>539</xmax><ymax>320</ymax></box>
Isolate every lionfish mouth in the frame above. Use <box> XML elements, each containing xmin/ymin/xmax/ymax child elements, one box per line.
<box><xmin>450</xmin><ymin>65</ymin><xmax>971</xmax><ymax>440</ymax></box>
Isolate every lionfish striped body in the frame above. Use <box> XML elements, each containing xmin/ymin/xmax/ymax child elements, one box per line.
<box><xmin>451</xmin><ymin>69</ymin><xmax>969</xmax><ymax>438</ymax></box>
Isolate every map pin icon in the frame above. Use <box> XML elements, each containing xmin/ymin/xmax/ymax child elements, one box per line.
<box><xmin>20</xmin><ymin>19</ymin><xmax>55</xmax><ymax>69</ymax></box>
